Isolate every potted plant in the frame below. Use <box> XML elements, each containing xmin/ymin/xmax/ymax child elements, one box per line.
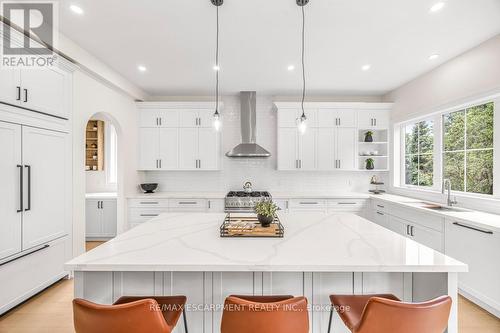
<box><xmin>254</xmin><ymin>200</ymin><xmax>278</xmax><ymax>227</ymax></box>
<box><xmin>364</xmin><ymin>131</ymin><xmax>374</xmax><ymax>142</ymax></box>
<box><xmin>365</xmin><ymin>158</ymin><xmax>375</xmax><ymax>170</ymax></box>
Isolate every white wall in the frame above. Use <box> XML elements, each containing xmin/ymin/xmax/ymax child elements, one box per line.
<box><xmin>73</xmin><ymin>71</ymin><xmax>140</xmax><ymax>257</ymax></box>
<box><xmin>141</xmin><ymin>95</ymin><xmax>387</xmax><ymax>194</ymax></box>
<box><xmin>385</xmin><ymin>34</ymin><xmax>500</xmax><ymax>123</ymax></box>
<box><xmin>384</xmin><ymin>34</ymin><xmax>500</xmax><ymax>214</ymax></box>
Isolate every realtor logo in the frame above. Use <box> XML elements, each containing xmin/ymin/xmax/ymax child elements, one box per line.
<box><xmin>1</xmin><ymin>1</ymin><xmax>58</xmax><ymax>68</ymax></box>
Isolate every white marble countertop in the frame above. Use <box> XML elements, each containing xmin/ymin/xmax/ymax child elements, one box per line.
<box><xmin>85</xmin><ymin>192</ymin><xmax>117</xmax><ymax>199</ymax></box>
<box><xmin>127</xmin><ymin>191</ymin><xmax>370</xmax><ymax>199</ymax></box>
<box><xmin>371</xmin><ymin>194</ymin><xmax>500</xmax><ymax>233</ymax></box>
<box><xmin>65</xmin><ymin>212</ymin><xmax>467</xmax><ymax>273</ymax></box>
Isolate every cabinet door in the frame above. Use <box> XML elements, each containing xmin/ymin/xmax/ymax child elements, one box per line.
<box><xmin>158</xmin><ymin>128</ymin><xmax>178</xmax><ymax>170</ymax></box>
<box><xmin>179</xmin><ymin>128</ymin><xmax>198</xmax><ymax>170</ymax></box>
<box><xmin>138</xmin><ymin>128</ymin><xmax>159</xmax><ymax>170</ymax></box>
<box><xmin>317</xmin><ymin>128</ymin><xmax>335</xmax><ymax>170</ymax></box>
<box><xmin>387</xmin><ymin>215</ymin><xmax>408</xmax><ymax>236</ymax></box>
<box><xmin>298</xmin><ymin>128</ymin><xmax>316</xmax><ymax>170</ymax></box>
<box><xmin>197</xmin><ymin>109</ymin><xmax>215</xmax><ymax>128</ymax></box>
<box><xmin>22</xmin><ymin>127</ymin><xmax>69</xmax><ymax>249</ymax></box>
<box><xmin>158</xmin><ymin>110</ymin><xmax>179</xmax><ymax>128</ymax></box>
<box><xmin>85</xmin><ymin>199</ymin><xmax>102</xmax><ymax>237</ymax></box>
<box><xmin>198</xmin><ymin>128</ymin><xmax>219</xmax><ymax>170</ymax></box>
<box><xmin>277</xmin><ymin>128</ymin><xmax>298</xmax><ymax>170</ymax></box>
<box><xmin>20</xmin><ymin>67</ymin><xmax>67</xmax><ymax>118</ymax></box>
<box><xmin>358</xmin><ymin>110</ymin><xmax>389</xmax><ymax>129</ymax></box>
<box><xmin>179</xmin><ymin>110</ymin><xmax>199</xmax><ymax>128</ymax></box>
<box><xmin>317</xmin><ymin>109</ymin><xmax>337</xmax><ymax>128</ymax></box>
<box><xmin>411</xmin><ymin>224</ymin><xmax>443</xmax><ymax>252</ymax></box>
<box><xmin>0</xmin><ymin>68</ymin><xmax>21</xmax><ymax>106</ymax></box>
<box><xmin>101</xmin><ymin>199</ymin><xmax>117</xmax><ymax>237</ymax></box>
<box><xmin>0</xmin><ymin>122</ymin><xmax>22</xmax><ymax>259</ymax></box>
<box><xmin>336</xmin><ymin>109</ymin><xmax>357</xmax><ymax>127</ymax></box>
<box><xmin>372</xmin><ymin>210</ymin><xmax>390</xmax><ymax>230</ymax></box>
<box><xmin>139</xmin><ymin>110</ymin><xmax>161</xmax><ymax>127</ymax></box>
<box><xmin>278</xmin><ymin>109</ymin><xmax>299</xmax><ymax>127</ymax></box>
<box><xmin>336</xmin><ymin>128</ymin><xmax>356</xmax><ymax>170</ymax></box>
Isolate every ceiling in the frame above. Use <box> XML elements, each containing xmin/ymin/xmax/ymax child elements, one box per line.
<box><xmin>59</xmin><ymin>0</ymin><xmax>500</xmax><ymax>96</ymax></box>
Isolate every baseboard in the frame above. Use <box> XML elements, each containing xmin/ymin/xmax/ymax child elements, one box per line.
<box><xmin>459</xmin><ymin>284</ymin><xmax>500</xmax><ymax>318</ymax></box>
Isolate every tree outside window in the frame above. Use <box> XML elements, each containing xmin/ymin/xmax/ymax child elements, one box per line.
<box><xmin>405</xmin><ymin>120</ymin><xmax>434</xmax><ymax>187</ymax></box>
<box><xmin>443</xmin><ymin>102</ymin><xmax>494</xmax><ymax>195</ymax></box>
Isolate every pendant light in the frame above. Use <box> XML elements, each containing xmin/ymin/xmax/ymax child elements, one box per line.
<box><xmin>296</xmin><ymin>0</ymin><xmax>309</xmax><ymax>135</ymax></box>
<box><xmin>212</xmin><ymin>0</ymin><xmax>223</xmax><ymax>132</ymax></box>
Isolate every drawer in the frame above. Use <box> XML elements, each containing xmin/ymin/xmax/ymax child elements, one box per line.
<box><xmin>289</xmin><ymin>199</ymin><xmax>326</xmax><ymax>209</ymax></box>
<box><xmin>128</xmin><ymin>208</ymin><xmax>167</xmax><ymax>222</ymax></box>
<box><xmin>128</xmin><ymin>198</ymin><xmax>169</xmax><ymax>208</ymax></box>
<box><xmin>390</xmin><ymin>205</ymin><xmax>444</xmax><ymax>232</ymax></box>
<box><xmin>328</xmin><ymin>199</ymin><xmax>367</xmax><ymax>210</ymax></box>
<box><xmin>371</xmin><ymin>199</ymin><xmax>389</xmax><ymax>213</ymax></box>
<box><xmin>169</xmin><ymin>199</ymin><xmax>206</xmax><ymax>209</ymax></box>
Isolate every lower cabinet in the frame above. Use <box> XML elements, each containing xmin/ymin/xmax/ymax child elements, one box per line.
<box><xmin>86</xmin><ymin>199</ymin><xmax>117</xmax><ymax>239</ymax></box>
<box><xmin>445</xmin><ymin>219</ymin><xmax>500</xmax><ymax>317</ymax></box>
<box><xmin>387</xmin><ymin>215</ymin><xmax>443</xmax><ymax>252</ymax></box>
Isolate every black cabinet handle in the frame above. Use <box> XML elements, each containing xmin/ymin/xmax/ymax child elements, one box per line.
<box><xmin>406</xmin><ymin>225</ymin><xmax>410</xmax><ymax>235</ymax></box>
<box><xmin>23</xmin><ymin>89</ymin><xmax>28</xmax><ymax>102</ymax></box>
<box><xmin>410</xmin><ymin>225</ymin><xmax>414</xmax><ymax>237</ymax></box>
<box><xmin>338</xmin><ymin>202</ymin><xmax>357</xmax><ymax>205</ymax></box>
<box><xmin>376</xmin><ymin>204</ymin><xmax>384</xmax><ymax>208</ymax></box>
<box><xmin>25</xmin><ymin>165</ymin><xmax>31</xmax><ymax>211</ymax></box>
<box><xmin>178</xmin><ymin>201</ymin><xmax>197</xmax><ymax>205</ymax></box>
<box><xmin>17</xmin><ymin>165</ymin><xmax>23</xmax><ymax>212</ymax></box>
<box><xmin>16</xmin><ymin>86</ymin><xmax>21</xmax><ymax>101</ymax></box>
<box><xmin>140</xmin><ymin>214</ymin><xmax>159</xmax><ymax>217</ymax></box>
<box><xmin>453</xmin><ymin>222</ymin><xmax>493</xmax><ymax>234</ymax></box>
<box><xmin>376</xmin><ymin>211</ymin><xmax>384</xmax><ymax>216</ymax></box>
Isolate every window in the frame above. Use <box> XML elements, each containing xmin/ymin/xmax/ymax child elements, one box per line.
<box><xmin>443</xmin><ymin>102</ymin><xmax>494</xmax><ymax>195</ymax></box>
<box><xmin>404</xmin><ymin>120</ymin><xmax>434</xmax><ymax>187</ymax></box>
<box><xmin>107</xmin><ymin>124</ymin><xmax>118</xmax><ymax>184</ymax></box>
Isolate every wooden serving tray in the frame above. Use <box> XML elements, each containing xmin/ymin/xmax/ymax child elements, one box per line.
<box><xmin>220</xmin><ymin>214</ymin><xmax>284</xmax><ymax>238</ymax></box>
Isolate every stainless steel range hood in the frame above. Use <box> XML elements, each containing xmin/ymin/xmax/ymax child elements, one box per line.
<box><xmin>226</xmin><ymin>91</ymin><xmax>271</xmax><ymax>158</ymax></box>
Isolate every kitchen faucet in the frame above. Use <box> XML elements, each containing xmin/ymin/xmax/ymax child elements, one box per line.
<box><xmin>442</xmin><ymin>179</ymin><xmax>458</xmax><ymax>207</ymax></box>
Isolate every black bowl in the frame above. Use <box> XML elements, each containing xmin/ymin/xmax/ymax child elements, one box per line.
<box><xmin>140</xmin><ymin>183</ymin><xmax>158</xmax><ymax>193</ymax></box>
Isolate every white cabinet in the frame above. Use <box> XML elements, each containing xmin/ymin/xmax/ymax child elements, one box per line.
<box><xmin>289</xmin><ymin>199</ymin><xmax>327</xmax><ymax>213</ymax></box>
<box><xmin>317</xmin><ymin>109</ymin><xmax>357</xmax><ymax>128</ymax></box>
<box><xmin>0</xmin><ymin>67</ymin><xmax>69</xmax><ymax>119</ymax></box>
<box><xmin>22</xmin><ymin>126</ymin><xmax>70</xmax><ymax>249</ymax></box>
<box><xmin>445</xmin><ymin>220</ymin><xmax>500</xmax><ymax>316</ymax></box>
<box><xmin>372</xmin><ymin>210</ymin><xmax>390</xmax><ymax>229</ymax></box>
<box><xmin>0</xmin><ymin>122</ymin><xmax>22</xmax><ymax>260</ymax></box>
<box><xmin>328</xmin><ymin>199</ymin><xmax>367</xmax><ymax>214</ymax></box>
<box><xmin>317</xmin><ymin>128</ymin><xmax>356</xmax><ymax>170</ymax></box>
<box><xmin>277</xmin><ymin>128</ymin><xmax>316</xmax><ymax>170</ymax></box>
<box><xmin>86</xmin><ymin>199</ymin><xmax>117</xmax><ymax>239</ymax></box>
<box><xmin>169</xmin><ymin>199</ymin><xmax>206</xmax><ymax>212</ymax></box>
<box><xmin>138</xmin><ymin>128</ymin><xmax>179</xmax><ymax>170</ymax></box>
<box><xmin>358</xmin><ymin>110</ymin><xmax>389</xmax><ymax>129</ymax></box>
<box><xmin>138</xmin><ymin>105</ymin><xmax>220</xmax><ymax>171</ymax></box>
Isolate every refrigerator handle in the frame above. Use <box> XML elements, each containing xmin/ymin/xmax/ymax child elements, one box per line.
<box><xmin>17</xmin><ymin>165</ymin><xmax>23</xmax><ymax>212</ymax></box>
<box><xmin>25</xmin><ymin>165</ymin><xmax>31</xmax><ymax>211</ymax></box>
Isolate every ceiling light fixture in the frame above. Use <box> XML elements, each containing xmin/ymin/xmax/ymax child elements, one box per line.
<box><xmin>429</xmin><ymin>54</ymin><xmax>440</xmax><ymax>60</ymax></box>
<box><xmin>211</xmin><ymin>0</ymin><xmax>223</xmax><ymax>132</ymax></box>
<box><xmin>70</xmin><ymin>4</ymin><xmax>84</xmax><ymax>15</ymax></box>
<box><xmin>296</xmin><ymin>0</ymin><xmax>309</xmax><ymax>135</ymax></box>
<box><xmin>137</xmin><ymin>65</ymin><xmax>147</xmax><ymax>72</ymax></box>
<box><xmin>430</xmin><ymin>2</ymin><xmax>445</xmax><ymax>13</ymax></box>
<box><xmin>362</xmin><ymin>64</ymin><xmax>371</xmax><ymax>71</ymax></box>
<box><xmin>287</xmin><ymin>65</ymin><xmax>295</xmax><ymax>71</ymax></box>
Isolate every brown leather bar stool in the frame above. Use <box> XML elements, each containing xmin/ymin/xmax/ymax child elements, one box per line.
<box><xmin>328</xmin><ymin>294</ymin><xmax>452</xmax><ymax>333</ymax></box>
<box><xmin>221</xmin><ymin>295</ymin><xmax>309</xmax><ymax>333</ymax></box>
<box><xmin>73</xmin><ymin>295</ymin><xmax>187</xmax><ymax>333</ymax></box>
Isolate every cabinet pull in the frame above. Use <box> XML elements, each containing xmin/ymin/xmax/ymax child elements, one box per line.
<box><xmin>300</xmin><ymin>202</ymin><xmax>318</xmax><ymax>205</ymax></box>
<box><xmin>140</xmin><ymin>201</ymin><xmax>159</xmax><ymax>204</ymax></box>
<box><xmin>140</xmin><ymin>214</ymin><xmax>159</xmax><ymax>217</ymax></box>
<box><xmin>452</xmin><ymin>222</ymin><xmax>493</xmax><ymax>234</ymax></box>
<box><xmin>25</xmin><ymin>165</ymin><xmax>31</xmax><ymax>211</ymax></box>
<box><xmin>156</xmin><ymin>118</ymin><xmax>159</xmax><ymax>126</ymax></box>
<box><xmin>406</xmin><ymin>225</ymin><xmax>410</xmax><ymax>235</ymax></box>
<box><xmin>16</xmin><ymin>86</ymin><xmax>21</xmax><ymax>101</ymax></box>
<box><xmin>338</xmin><ymin>160</ymin><xmax>341</xmax><ymax>169</ymax></box>
<box><xmin>208</xmin><ymin>200</ymin><xmax>211</xmax><ymax>209</ymax></box>
<box><xmin>159</xmin><ymin>159</ymin><xmax>162</xmax><ymax>169</ymax></box>
<box><xmin>338</xmin><ymin>202</ymin><xmax>356</xmax><ymax>205</ymax></box>
<box><xmin>376</xmin><ymin>211</ymin><xmax>384</xmax><ymax>216</ymax></box>
<box><xmin>179</xmin><ymin>201</ymin><xmax>197</xmax><ymax>205</ymax></box>
<box><xmin>338</xmin><ymin>118</ymin><xmax>341</xmax><ymax>126</ymax></box>
<box><xmin>23</xmin><ymin>88</ymin><xmax>28</xmax><ymax>102</ymax></box>
<box><xmin>17</xmin><ymin>165</ymin><xmax>23</xmax><ymax>212</ymax></box>
<box><xmin>198</xmin><ymin>159</ymin><xmax>201</xmax><ymax>169</ymax></box>
<box><xmin>376</xmin><ymin>204</ymin><xmax>384</xmax><ymax>208</ymax></box>
<box><xmin>299</xmin><ymin>159</ymin><xmax>302</xmax><ymax>169</ymax></box>
<box><xmin>0</xmin><ymin>244</ymin><xmax>49</xmax><ymax>267</ymax></box>
<box><xmin>374</xmin><ymin>118</ymin><xmax>377</xmax><ymax>126</ymax></box>
<box><xmin>410</xmin><ymin>225</ymin><xmax>415</xmax><ymax>237</ymax></box>
<box><xmin>159</xmin><ymin>118</ymin><xmax>162</xmax><ymax>126</ymax></box>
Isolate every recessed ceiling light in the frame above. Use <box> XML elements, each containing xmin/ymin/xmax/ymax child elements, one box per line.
<box><xmin>361</xmin><ymin>64</ymin><xmax>371</xmax><ymax>71</ymax></box>
<box><xmin>137</xmin><ymin>65</ymin><xmax>147</xmax><ymax>72</ymax></box>
<box><xmin>287</xmin><ymin>65</ymin><xmax>295</xmax><ymax>71</ymax></box>
<box><xmin>429</xmin><ymin>54</ymin><xmax>440</xmax><ymax>60</ymax></box>
<box><xmin>430</xmin><ymin>2</ymin><xmax>445</xmax><ymax>13</ymax></box>
<box><xmin>70</xmin><ymin>4</ymin><xmax>84</xmax><ymax>15</ymax></box>
<box><xmin>213</xmin><ymin>65</ymin><xmax>220</xmax><ymax>71</ymax></box>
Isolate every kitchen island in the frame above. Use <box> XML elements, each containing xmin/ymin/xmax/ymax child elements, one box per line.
<box><xmin>66</xmin><ymin>212</ymin><xmax>467</xmax><ymax>333</ymax></box>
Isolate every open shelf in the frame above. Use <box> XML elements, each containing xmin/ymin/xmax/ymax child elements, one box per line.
<box><xmin>85</xmin><ymin>120</ymin><xmax>104</xmax><ymax>171</ymax></box>
<box><xmin>358</xmin><ymin>129</ymin><xmax>389</xmax><ymax>171</ymax></box>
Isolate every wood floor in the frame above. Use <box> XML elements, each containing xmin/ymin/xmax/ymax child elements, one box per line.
<box><xmin>1</xmin><ymin>241</ymin><xmax>498</xmax><ymax>332</ymax></box>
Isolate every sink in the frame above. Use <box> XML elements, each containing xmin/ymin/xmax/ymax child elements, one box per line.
<box><xmin>406</xmin><ymin>202</ymin><xmax>470</xmax><ymax>212</ymax></box>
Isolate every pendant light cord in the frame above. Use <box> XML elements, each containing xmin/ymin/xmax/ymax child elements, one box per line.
<box><xmin>300</xmin><ymin>4</ymin><xmax>306</xmax><ymax>118</ymax></box>
<box><xmin>215</xmin><ymin>5</ymin><xmax>220</xmax><ymax>115</ymax></box>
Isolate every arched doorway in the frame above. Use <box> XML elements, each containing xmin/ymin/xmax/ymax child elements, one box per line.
<box><xmin>83</xmin><ymin>112</ymin><xmax>122</xmax><ymax>251</ymax></box>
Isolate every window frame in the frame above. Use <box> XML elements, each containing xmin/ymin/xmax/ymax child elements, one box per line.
<box><xmin>395</xmin><ymin>95</ymin><xmax>498</xmax><ymax>199</ymax></box>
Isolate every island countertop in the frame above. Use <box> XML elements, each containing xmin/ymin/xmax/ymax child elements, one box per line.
<box><xmin>65</xmin><ymin>212</ymin><xmax>467</xmax><ymax>273</ymax></box>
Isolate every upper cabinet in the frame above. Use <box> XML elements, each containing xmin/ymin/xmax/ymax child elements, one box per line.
<box><xmin>137</xmin><ymin>103</ymin><xmax>221</xmax><ymax>171</ymax></box>
<box><xmin>275</xmin><ymin>102</ymin><xmax>392</xmax><ymax>171</ymax></box>
<box><xmin>0</xmin><ymin>66</ymin><xmax>71</xmax><ymax>120</ymax></box>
